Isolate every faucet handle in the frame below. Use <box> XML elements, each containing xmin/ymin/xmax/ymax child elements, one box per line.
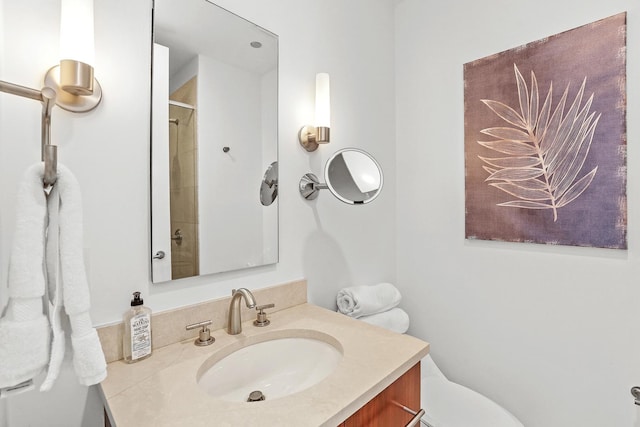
<box><xmin>186</xmin><ymin>320</ymin><xmax>215</xmax><ymax>346</ymax></box>
<box><xmin>254</xmin><ymin>304</ymin><xmax>275</xmax><ymax>327</ymax></box>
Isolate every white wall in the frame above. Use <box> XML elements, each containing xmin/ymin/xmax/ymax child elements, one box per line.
<box><xmin>395</xmin><ymin>1</ymin><xmax>640</xmax><ymax>426</ymax></box>
<box><xmin>0</xmin><ymin>0</ymin><xmax>396</xmax><ymax>424</ymax></box>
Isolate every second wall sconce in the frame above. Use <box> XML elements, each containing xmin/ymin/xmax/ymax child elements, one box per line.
<box><xmin>298</xmin><ymin>73</ymin><xmax>330</xmax><ymax>152</ymax></box>
<box><xmin>44</xmin><ymin>0</ymin><xmax>102</xmax><ymax>112</ymax></box>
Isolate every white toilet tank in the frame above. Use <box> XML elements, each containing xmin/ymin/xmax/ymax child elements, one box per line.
<box><xmin>420</xmin><ymin>355</ymin><xmax>524</xmax><ymax>427</ymax></box>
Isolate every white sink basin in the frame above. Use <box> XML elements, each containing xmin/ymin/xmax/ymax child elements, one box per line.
<box><xmin>197</xmin><ymin>331</ymin><xmax>343</xmax><ymax>402</ymax></box>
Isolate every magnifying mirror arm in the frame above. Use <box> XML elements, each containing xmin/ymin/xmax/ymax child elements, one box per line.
<box><xmin>299</xmin><ymin>173</ymin><xmax>327</xmax><ymax>200</ymax></box>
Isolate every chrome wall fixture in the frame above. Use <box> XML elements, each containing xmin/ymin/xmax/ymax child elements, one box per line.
<box><xmin>260</xmin><ymin>161</ymin><xmax>279</xmax><ymax>206</ymax></box>
<box><xmin>298</xmin><ymin>73</ymin><xmax>331</xmax><ymax>151</ymax></box>
<box><xmin>0</xmin><ymin>0</ymin><xmax>102</xmax><ymax>187</ymax></box>
<box><xmin>299</xmin><ymin>148</ymin><xmax>384</xmax><ymax>205</ymax></box>
<box><xmin>0</xmin><ymin>82</ymin><xmax>58</xmax><ymax>186</ymax></box>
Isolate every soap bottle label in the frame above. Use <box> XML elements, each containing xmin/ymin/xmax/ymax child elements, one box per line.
<box><xmin>130</xmin><ymin>313</ymin><xmax>151</xmax><ymax>360</ymax></box>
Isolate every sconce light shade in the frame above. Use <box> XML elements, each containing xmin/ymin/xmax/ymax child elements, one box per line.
<box><xmin>315</xmin><ymin>73</ymin><xmax>330</xmax><ymax>129</ymax></box>
<box><xmin>44</xmin><ymin>0</ymin><xmax>102</xmax><ymax>112</ymax></box>
<box><xmin>60</xmin><ymin>0</ymin><xmax>95</xmax><ymax>68</ymax></box>
<box><xmin>299</xmin><ymin>73</ymin><xmax>331</xmax><ymax>152</ymax></box>
<box><xmin>59</xmin><ymin>0</ymin><xmax>94</xmax><ymax>95</ymax></box>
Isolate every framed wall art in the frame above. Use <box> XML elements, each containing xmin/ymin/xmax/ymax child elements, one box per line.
<box><xmin>464</xmin><ymin>13</ymin><xmax>627</xmax><ymax>249</ymax></box>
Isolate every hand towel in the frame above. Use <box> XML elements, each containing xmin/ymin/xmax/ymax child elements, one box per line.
<box><xmin>0</xmin><ymin>162</ymin><xmax>107</xmax><ymax>392</ymax></box>
<box><xmin>6</xmin><ymin>163</ymin><xmax>48</xmax><ymax>300</ymax></box>
<box><xmin>336</xmin><ymin>282</ymin><xmax>401</xmax><ymax>318</ymax></box>
<box><xmin>53</xmin><ymin>164</ymin><xmax>107</xmax><ymax>386</ymax></box>
<box><xmin>70</xmin><ymin>327</ymin><xmax>107</xmax><ymax>386</ymax></box>
<box><xmin>360</xmin><ymin>308</ymin><xmax>410</xmax><ymax>334</ymax></box>
<box><xmin>41</xmin><ymin>185</ymin><xmax>65</xmax><ymax>392</ymax></box>
<box><xmin>0</xmin><ymin>163</ymin><xmax>50</xmax><ymax>389</ymax></box>
<box><xmin>0</xmin><ymin>313</ymin><xmax>50</xmax><ymax>389</ymax></box>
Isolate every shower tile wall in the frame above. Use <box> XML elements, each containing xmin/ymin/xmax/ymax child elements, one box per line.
<box><xmin>169</xmin><ymin>77</ymin><xmax>199</xmax><ymax>279</ymax></box>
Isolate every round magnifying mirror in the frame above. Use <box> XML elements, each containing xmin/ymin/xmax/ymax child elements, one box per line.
<box><xmin>259</xmin><ymin>161</ymin><xmax>278</xmax><ymax>206</ymax></box>
<box><xmin>324</xmin><ymin>148</ymin><xmax>383</xmax><ymax>204</ymax></box>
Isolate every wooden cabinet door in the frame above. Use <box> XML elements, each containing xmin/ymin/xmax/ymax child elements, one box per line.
<box><xmin>343</xmin><ymin>362</ymin><xmax>420</xmax><ymax>427</ymax></box>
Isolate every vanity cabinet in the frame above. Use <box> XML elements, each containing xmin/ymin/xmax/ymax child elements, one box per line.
<box><xmin>340</xmin><ymin>362</ymin><xmax>421</xmax><ymax>427</ymax></box>
<box><xmin>99</xmin><ymin>301</ymin><xmax>429</xmax><ymax>426</ymax></box>
<box><xmin>103</xmin><ymin>362</ymin><xmax>422</xmax><ymax>427</ymax></box>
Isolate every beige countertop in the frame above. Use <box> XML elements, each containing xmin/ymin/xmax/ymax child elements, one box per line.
<box><xmin>100</xmin><ymin>303</ymin><xmax>429</xmax><ymax>427</ymax></box>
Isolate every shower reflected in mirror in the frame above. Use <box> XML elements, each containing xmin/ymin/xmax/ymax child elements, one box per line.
<box><xmin>168</xmin><ymin>101</ymin><xmax>198</xmax><ymax>279</ymax></box>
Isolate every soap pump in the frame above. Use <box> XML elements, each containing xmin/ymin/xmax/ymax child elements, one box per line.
<box><xmin>122</xmin><ymin>291</ymin><xmax>152</xmax><ymax>363</ymax></box>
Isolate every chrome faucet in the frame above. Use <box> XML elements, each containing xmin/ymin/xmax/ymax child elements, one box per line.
<box><xmin>227</xmin><ymin>288</ymin><xmax>256</xmax><ymax>335</ymax></box>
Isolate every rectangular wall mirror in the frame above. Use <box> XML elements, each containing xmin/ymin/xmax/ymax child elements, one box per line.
<box><xmin>150</xmin><ymin>0</ymin><xmax>279</xmax><ymax>283</ymax></box>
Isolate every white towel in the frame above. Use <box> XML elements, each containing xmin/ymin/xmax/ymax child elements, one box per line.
<box><xmin>0</xmin><ymin>314</ymin><xmax>50</xmax><ymax>389</ymax></box>
<box><xmin>336</xmin><ymin>282</ymin><xmax>401</xmax><ymax>318</ymax></box>
<box><xmin>41</xmin><ymin>184</ymin><xmax>65</xmax><ymax>391</ymax></box>
<box><xmin>360</xmin><ymin>308</ymin><xmax>410</xmax><ymax>334</ymax></box>
<box><xmin>0</xmin><ymin>163</ymin><xmax>50</xmax><ymax>389</ymax></box>
<box><xmin>46</xmin><ymin>164</ymin><xmax>106</xmax><ymax>388</ymax></box>
<box><xmin>0</xmin><ymin>163</ymin><xmax>106</xmax><ymax>393</ymax></box>
<box><xmin>6</xmin><ymin>163</ymin><xmax>48</xmax><ymax>300</ymax></box>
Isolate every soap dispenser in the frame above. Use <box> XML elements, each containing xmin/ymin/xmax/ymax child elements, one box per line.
<box><xmin>123</xmin><ymin>291</ymin><xmax>152</xmax><ymax>363</ymax></box>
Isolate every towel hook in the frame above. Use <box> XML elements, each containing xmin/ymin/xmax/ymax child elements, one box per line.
<box><xmin>41</xmin><ymin>87</ymin><xmax>57</xmax><ymax>187</ymax></box>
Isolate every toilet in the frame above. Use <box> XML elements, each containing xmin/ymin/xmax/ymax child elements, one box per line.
<box><xmin>338</xmin><ymin>293</ymin><xmax>523</xmax><ymax>426</ymax></box>
<box><xmin>420</xmin><ymin>355</ymin><xmax>524</xmax><ymax>427</ymax></box>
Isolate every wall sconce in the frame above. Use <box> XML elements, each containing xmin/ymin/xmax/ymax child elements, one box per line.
<box><xmin>298</xmin><ymin>73</ymin><xmax>330</xmax><ymax>152</ymax></box>
<box><xmin>44</xmin><ymin>0</ymin><xmax>102</xmax><ymax>112</ymax></box>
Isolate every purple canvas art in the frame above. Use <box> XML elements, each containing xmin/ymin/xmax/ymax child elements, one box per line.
<box><xmin>464</xmin><ymin>13</ymin><xmax>627</xmax><ymax>249</ymax></box>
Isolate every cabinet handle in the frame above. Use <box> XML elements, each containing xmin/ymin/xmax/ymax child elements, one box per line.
<box><xmin>393</xmin><ymin>401</ymin><xmax>429</xmax><ymax>427</ymax></box>
<box><xmin>404</xmin><ymin>408</ymin><xmax>425</xmax><ymax>427</ymax></box>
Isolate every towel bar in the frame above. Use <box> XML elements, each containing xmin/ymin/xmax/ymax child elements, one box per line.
<box><xmin>0</xmin><ymin>80</ymin><xmax>58</xmax><ymax>187</ymax></box>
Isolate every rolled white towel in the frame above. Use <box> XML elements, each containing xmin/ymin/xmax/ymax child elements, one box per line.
<box><xmin>337</xmin><ymin>282</ymin><xmax>401</xmax><ymax>318</ymax></box>
<box><xmin>360</xmin><ymin>308</ymin><xmax>410</xmax><ymax>334</ymax></box>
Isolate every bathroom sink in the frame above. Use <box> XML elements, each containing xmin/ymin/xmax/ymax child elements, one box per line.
<box><xmin>197</xmin><ymin>331</ymin><xmax>343</xmax><ymax>402</ymax></box>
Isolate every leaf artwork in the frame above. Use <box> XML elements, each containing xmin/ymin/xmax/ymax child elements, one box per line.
<box><xmin>478</xmin><ymin>64</ymin><xmax>600</xmax><ymax>222</ymax></box>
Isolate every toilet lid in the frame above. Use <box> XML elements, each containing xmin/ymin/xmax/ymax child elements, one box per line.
<box><xmin>421</xmin><ymin>376</ymin><xmax>524</xmax><ymax>427</ymax></box>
